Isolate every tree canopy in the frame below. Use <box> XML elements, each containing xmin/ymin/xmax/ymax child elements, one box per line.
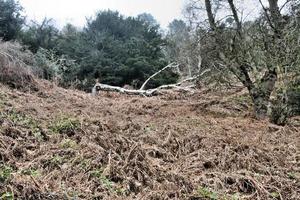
<box><xmin>0</xmin><ymin>0</ymin><xmax>24</xmax><ymax>41</ymax></box>
<box><xmin>52</xmin><ymin>11</ymin><xmax>178</xmax><ymax>90</ymax></box>
<box><xmin>15</xmin><ymin>10</ymin><xmax>178</xmax><ymax>90</ymax></box>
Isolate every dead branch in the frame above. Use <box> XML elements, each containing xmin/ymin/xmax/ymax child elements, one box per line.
<box><xmin>176</xmin><ymin>68</ymin><xmax>211</xmax><ymax>85</ymax></box>
<box><xmin>139</xmin><ymin>62</ymin><xmax>178</xmax><ymax>90</ymax></box>
<box><xmin>92</xmin><ymin>82</ymin><xmax>194</xmax><ymax>97</ymax></box>
<box><xmin>92</xmin><ymin>83</ymin><xmax>152</xmax><ymax>96</ymax></box>
<box><xmin>92</xmin><ymin>66</ymin><xmax>210</xmax><ymax>97</ymax></box>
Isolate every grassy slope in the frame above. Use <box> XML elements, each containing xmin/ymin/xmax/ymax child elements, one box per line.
<box><xmin>0</xmin><ymin>81</ymin><xmax>299</xmax><ymax>200</ymax></box>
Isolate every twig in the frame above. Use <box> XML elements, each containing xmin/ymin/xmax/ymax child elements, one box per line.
<box><xmin>30</xmin><ymin>175</ymin><xmax>42</xmax><ymax>190</ymax></box>
<box><xmin>123</xmin><ymin>143</ymin><xmax>138</xmax><ymax>169</ymax></box>
<box><xmin>162</xmin><ymin>131</ymin><xmax>172</xmax><ymax>146</ymax></box>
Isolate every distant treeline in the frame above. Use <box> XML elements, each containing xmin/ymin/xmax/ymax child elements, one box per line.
<box><xmin>0</xmin><ymin>0</ymin><xmax>179</xmax><ymax>91</ymax></box>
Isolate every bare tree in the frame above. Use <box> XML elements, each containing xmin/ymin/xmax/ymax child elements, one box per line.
<box><xmin>200</xmin><ymin>0</ymin><xmax>290</xmax><ymax>120</ymax></box>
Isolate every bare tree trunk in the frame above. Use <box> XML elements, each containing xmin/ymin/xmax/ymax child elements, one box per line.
<box><xmin>204</xmin><ymin>0</ymin><xmax>279</xmax><ymax>120</ymax></box>
<box><xmin>205</xmin><ymin>0</ymin><xmax>217</xmax><ymax>32</ymax></box>
<box><xmin>227</xmin><ymin>0</ymin><xmax>242</xmax><ymax>35</ymax></box>
<box><xmin>268</xmin><ymin>0</ymin><xmax>283</xmax><ymax>33</ymax></box>
<box><xmin>250</xmin><ymin>70</ymin><xmax>277</xmax><ymax>119</ymax></box>
<box><xmin>227</xmin><ymin>0</ymin><xmax>277</xmax><ymax>119</ymax></box>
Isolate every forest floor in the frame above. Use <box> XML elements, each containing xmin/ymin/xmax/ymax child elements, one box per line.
<box><xmin>0</xmin><ymin>81</ymin><xmax>299</xmax><ymax>200</ymax></box>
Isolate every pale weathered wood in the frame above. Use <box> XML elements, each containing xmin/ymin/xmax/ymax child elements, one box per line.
<box><xmin>92</xmin><ymin>65</ymin><xmax>211</xmax><ymax>97</ymax></box>
<box><xmin>139</xmin><ymin>62</ymin><xmax>178</xmax><ymax>90</ymax></box>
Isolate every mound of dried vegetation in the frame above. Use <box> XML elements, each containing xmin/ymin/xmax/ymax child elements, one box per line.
<box><xmin>0</xmin><ymin>81</ymin><xmax>299</xmax><ymax>200</ymax></box>
<box><xmin>0</xmin><ymin>41</ymin><xmax>39</xmax><ymax>91</ymax></box>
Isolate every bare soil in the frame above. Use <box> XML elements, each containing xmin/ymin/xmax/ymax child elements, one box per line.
<box><xmin>0</xmin><ymin>81</ymin><xmax>299</xmax><ymax>199</ymax></box>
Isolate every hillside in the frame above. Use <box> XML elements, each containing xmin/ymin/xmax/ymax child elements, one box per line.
<box><xmin>0</xmin><ymin>81</ymin><xmax>299</xmax><ymax>200</ymax></box>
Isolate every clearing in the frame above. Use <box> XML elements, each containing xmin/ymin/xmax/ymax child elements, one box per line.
<box><xmin>0</xmin><ymin>81</ymin><xmax>299</xmax><ymax>199</ymax></box>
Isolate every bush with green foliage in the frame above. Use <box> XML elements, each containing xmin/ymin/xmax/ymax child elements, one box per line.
<box><xmin>0</xmin><ymin>0</ymin><xmax>24</xmax><ymax>41</ymax></box>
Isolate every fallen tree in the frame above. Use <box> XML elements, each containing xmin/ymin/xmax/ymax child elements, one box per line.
<box><xmin>92</xmin><ymin>63</ymin><xmax>211</xmax><ymax>97</ymax></box>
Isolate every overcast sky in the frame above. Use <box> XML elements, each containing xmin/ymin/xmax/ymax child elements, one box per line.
<box><xmin>18</xmin><ymin>0</ymin><xmax>289</xmax><ymax>30</ymax></box>
<box><xmin>19</xmin><ymin>0</ymin><xmax>185</xmax><ymax>29</ymax></box>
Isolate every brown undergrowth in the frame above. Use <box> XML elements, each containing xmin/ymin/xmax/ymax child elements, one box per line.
<box><xmin>0</xmin><ymin>42</ymin><xmax>39</xmax><ymax>92</ymax></box>
<box><xmin>0</xmin><ymin>81</ymin><xmax>299</xmax><ymax>199</ymax></box>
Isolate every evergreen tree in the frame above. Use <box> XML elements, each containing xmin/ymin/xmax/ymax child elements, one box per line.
<box><xmin>0</xmin><ymin>0</ymin><xmax>24</xmax><ymax>41</ymax></box>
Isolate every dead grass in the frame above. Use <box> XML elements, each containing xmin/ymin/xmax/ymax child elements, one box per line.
<box><xmin>0</xmin><ymin>82</ymin><xmax>299</xmax><ymax>199</ymax></box>
<box><xmin>0</xmin><ymin>42</ymin><xmax>39</xmax><ymax>91</ymax></box>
